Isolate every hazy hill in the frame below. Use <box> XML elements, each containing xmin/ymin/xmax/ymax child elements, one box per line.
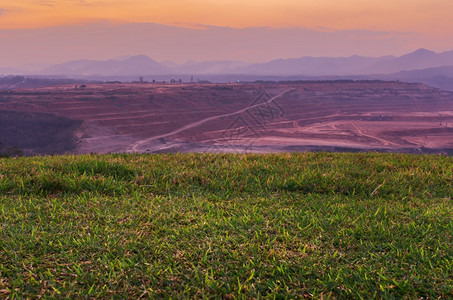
<box><xmin>0</xmin><ymin>67</ymin><xmax>24</xmax><ymax>75</ymax></box>
<box><xmin>169</xmin><ymin>60</ymin><xmax>248</xmax><ymax>74</ymax></box>
<box><xmin>363</xmin><ymin>48</ymin><xmax>453</xmax><ymax>74</ymax></box>
<box><xmin>379</xmin><ymin>65</ymin><xmax>453</xmax><ymax>91</ymax></box>
<box><xmin>4</xmin><ymin>48</ymin><xmax>453</xmax><ymax>81</ymax></box>
<box><xmin>238</xmin><ymin>55</ymin><xmax>394</xmax><ymax>75</ymax></box>
<box><xmin>41</xmin><ymin>55</ymin><xmax>169</xmax><ymax>76</ymax></box>
<box><xmin>237</xmin><ymin>49</ymin><xmax>453</xmax><ymax>76</ymax></box>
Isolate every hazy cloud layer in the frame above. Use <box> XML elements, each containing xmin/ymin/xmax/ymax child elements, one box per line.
<box><xmin>0</xmin><ymin>22</ymin><xmax>431</xmax><ymax>67</ymax></box>
<box><xmin>33</xmin><ymin>0</ymin><xmax>56</xmax><ymax>6</ymax></box>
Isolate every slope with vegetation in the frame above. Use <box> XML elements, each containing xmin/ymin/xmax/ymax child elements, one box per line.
<box><xmin>0</xmin><ymin>153</ymin><xmax>452</xmax><ymax>298</ymax></box>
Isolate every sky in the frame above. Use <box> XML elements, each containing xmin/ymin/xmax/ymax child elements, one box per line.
<box><xmin>1</xmin><ymin>0</ymin><xmax>453</xmax><ymax>67</ymax></box>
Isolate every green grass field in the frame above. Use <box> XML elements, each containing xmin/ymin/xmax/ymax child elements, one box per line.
<box><xmin>0</xmin><ymin>153</ymin><xmax>452</xmax><ymax>298</ymax></box>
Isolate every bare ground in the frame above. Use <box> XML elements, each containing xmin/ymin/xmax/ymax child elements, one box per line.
<box><xmin>1</xmin><ymin>81</ymin><xmax>453</xmax><ymax>155</ymax></box>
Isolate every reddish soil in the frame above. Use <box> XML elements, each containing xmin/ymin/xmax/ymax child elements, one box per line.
<box><xmin>1</xmin><ymin>81</ymin><xmax>453</xmax><ymax>155</ymax></box>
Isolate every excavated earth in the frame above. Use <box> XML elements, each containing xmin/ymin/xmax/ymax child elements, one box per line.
<box><xmin>1</xmin><ymin>81</ymin><xmax>452</xmax><ymax>155</ymax></box>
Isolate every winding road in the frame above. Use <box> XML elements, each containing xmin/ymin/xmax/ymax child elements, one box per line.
<box><xmin>129</xmin><ymin>89</ymin><xmax>294</xmax><ymax>152</ymax></box>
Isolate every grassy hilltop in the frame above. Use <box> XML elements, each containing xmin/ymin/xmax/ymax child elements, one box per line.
<box><xmin>0</xmin><ymin>152</ymin><xmax>452</xmax><ymax>298</ymax></box>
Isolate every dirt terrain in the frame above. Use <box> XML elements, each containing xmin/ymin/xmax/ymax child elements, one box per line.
<box><xmin>1</xmin><ymin>81</ymin><xmax>452</xmax><ymax>155</ymax></box>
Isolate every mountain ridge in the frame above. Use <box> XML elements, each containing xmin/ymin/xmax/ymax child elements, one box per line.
<box><xmin>3</xmin><ymin>48</ymin><xmax>453</xmax><ymax>78</ymax></box>
<box><xmin>41</xmin><ymin>55</ymin><xmax>169</xmax><ymax>76</ymax></box>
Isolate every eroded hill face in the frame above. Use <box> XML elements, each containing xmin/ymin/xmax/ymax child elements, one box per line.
<box><xmin>1</xmin><ymin>81</ymin><xmax>453</xmax><ymax>155</ymax></box>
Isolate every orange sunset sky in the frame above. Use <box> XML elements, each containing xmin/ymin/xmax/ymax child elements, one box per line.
<box><xmin>1</xmin><ymin>0</ymin><xmax>453</xmax><ymax>67</ymax></box>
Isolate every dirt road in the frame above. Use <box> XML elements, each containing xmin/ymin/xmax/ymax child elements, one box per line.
<box><xmin>128</xmin><ymin>89</ymin><xmax>295</xmax><ymax>152</ymax></box>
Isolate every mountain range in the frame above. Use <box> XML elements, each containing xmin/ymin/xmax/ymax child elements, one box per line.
<box><xmin>2</xmin><ymin>48</ymin><xmax>453</xmax><ymax>90</ymax></box>
<box><xmin>1</xmin><ymin>48</ymin><xmax>452</xmax><ymax>77</ymax></box>
<box><xmin>41</xmin><ymin>55</ymin><xmax>169</xmax><ymax>77</ymax></box>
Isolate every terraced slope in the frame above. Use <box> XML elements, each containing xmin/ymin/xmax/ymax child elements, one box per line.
<box><xmin>0</xmin><ymin>81</ymin><xmax>452</xmax><ymax>154</ymax></box>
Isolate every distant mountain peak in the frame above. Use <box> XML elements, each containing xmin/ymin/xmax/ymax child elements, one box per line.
<box><xmin>414</xmin><ymin>48</ymin><xmax>435</xmax><ymax>53</ymax></box>
<box><xmin>127</xmin><ymin>55</ymin><xmax>154</xmax><ymax>61</ymax></box>
<box><xmin>404</xmin><ymin>48</ymin><xmax>437</xmax><ymax>57</ymax></box>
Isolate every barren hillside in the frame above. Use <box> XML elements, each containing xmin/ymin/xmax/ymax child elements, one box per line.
<box><xmin>1</xmin><ymin>81</ymin><xmax>452</xmax><ymax>155</ymax></box>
